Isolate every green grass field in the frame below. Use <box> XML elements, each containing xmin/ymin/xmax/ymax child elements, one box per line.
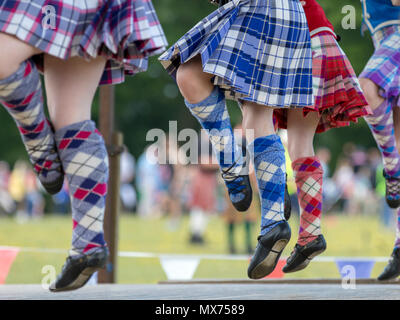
<box><xmin>0</xmin><ymin>212</ymin><xmax>397</xmax><ymax>284</ymax></box>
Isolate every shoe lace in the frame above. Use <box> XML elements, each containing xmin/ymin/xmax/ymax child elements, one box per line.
<box><xmin>289</xmin><ymin>244</ymin><xmax>301</xmax><ymax>257</ymax></box>
<box><xmin>221</xmin><ymin>159</ymin><xmax>246</xmax><ymax>195</ymax></box>
<box><xmin>383</xmin><ymin>170</ymin><xmax>400</xmax><ymax>195</ymax></box>
<box><xmin>224</xmin><ymin>176</ymin><xmax>246</xmax><ymax>195</ymax></box>
<box><xmin>26</xmin><ymin>143</ymin><xmax>62</xmax><ymax>173</ymax></box>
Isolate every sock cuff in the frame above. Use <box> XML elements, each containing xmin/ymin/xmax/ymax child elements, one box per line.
<box><xmin>184</xmin><ymin>86</ymin><xmax>223</xmax><ymax>109</ymax></box>
<box><xmin>292</xmin><ymin>156</ymin><xmax>323</xmax><ymax>172</ymax></box>
<box><xmin>248</xmin><ymin>134</ymin><xmax>284</xmax><ymax>158</ymax></box>
<box><xmin>292</xmin><ymin>157</ymin><xmax>324</xmax><ymax>183</ymax></box>
<box><xmin>54</xmin><ymin>120</ymin><xmax>106</xmax><ymax>155</ymax></box>
<box><xmin>54</xmin><ymin>120</ymin><xmax>98</xmax><ymax>141</ymax></box>
<box><xmin>0</xmin><ymin>60</ymin><xmax>39</xmax><ymax>103</ymax></box>
<box><xmin>367</xmin><ymin>99</ymin><xmax>391</xmax><ymax>117</ymax></box>
<box><xmin>0</xmin><ymin>60</ymin><xmax>31</xmax><ymax>86</ymax></box>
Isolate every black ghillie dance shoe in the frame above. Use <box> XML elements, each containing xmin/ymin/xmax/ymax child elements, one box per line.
<box><xmin>49</xmin><ymin>247</ymin><xmax>108</xmax><ymax>292</ymax></box>
<box><xmin>223</xmin><ymin>173</ymin><xmax>253</xmax><ymax>212</ymax></box>
<box><xmin>383</xmin><ymin>170</ymin><xmax>400</xmax><ymax>209</ymax></box>
<box><xmin>248</xmin><ymin>221</ymin><xmax>291</xmax><ymax>279</ymax></box>
<box><xmin>282</xmin><ymin>235</ymin><xmax>326</xmax><ymax>273</ymax></box>
<box><xmin>222</xmin><ymin>145</ymin><xmax>253</xmax><ymax>212</ymax></box>
<box><xmin>377</xmin><ymin>247</ymin><xmax>400</xmax><ymax>281</ymax></box>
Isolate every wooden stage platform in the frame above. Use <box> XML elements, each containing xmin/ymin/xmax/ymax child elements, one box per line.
<box><xmin>0</xmin><ymin>279</ymin><xmax>399</xmax><ymax>300</ymax></box>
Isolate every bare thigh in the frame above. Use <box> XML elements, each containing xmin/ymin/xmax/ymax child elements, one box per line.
<box><xmin>43</xmin><ymin>55</ymin><xmax>107</xmax><ymax>130</ymax></box>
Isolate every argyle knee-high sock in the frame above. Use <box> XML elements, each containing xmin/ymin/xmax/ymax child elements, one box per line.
<box><xmin>365</xmin><ymin>100</ymin><xmax>400</xmax><ymax>177</ymax></box>
<box><xmin>0</xmin><ymin>60</ymin><xmax>62</xmax><ymax>188</ymax></box>
<box><xmin>55</xmin><ymin>120</ymin><xmax>108</xmax><ymax>256</ymax></box>
<box><xmin>185</xmin><ymin>87</ymin><xmax>245</xmax><ymax>203</ymax></box>
<box><xmin>292</xmin><ymin>156</ymin><xmax>323</xmax><ymax>246</ymax></box>
<box><xmin>248</xmin><ymin>135</ymin><xmax>286</xmax><ymax>236</ymax></box>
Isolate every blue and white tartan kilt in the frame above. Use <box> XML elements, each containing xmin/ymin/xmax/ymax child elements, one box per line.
<box><xmin>0</xmin><ymin>0</ymin><xmax>168</xmax><ymax>85</ymax></box>
<box><xmin>159</xmin><ymin>0</ymin><xmax>313</xmax><ymax>108</ymax></box>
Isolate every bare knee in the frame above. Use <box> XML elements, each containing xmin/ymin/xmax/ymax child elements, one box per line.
<box><xmin>176</xmin><ymin>59</ymin><xmax>213</xmax><ymax>103</ymax></box>
<box><xmin>0</xmin><ymin>33</ymin><xmax>40</xmax><ymax>80</ymax></box>
<box><xmin>0</xmin><ymin>54</ymin><xmax>21</xmax><ymax>80</ymax></box>
<box><xmin>359</xmin><ymin>78</ymin><xmax>384</xmax><ymax>110</ymax></box>
<box><xmin>176</xmin><ymin>64</ymin><xmax>200</xmax><ymax>98</ymax></box>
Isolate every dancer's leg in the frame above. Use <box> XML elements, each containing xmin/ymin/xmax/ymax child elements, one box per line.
<box><xmin>0</xmin><ymin>34</ymin><xmax>63</xmax><ymax>193</ymax></box>
<box><xmin>360</xmin><ymin>78</ymin><xmax>400</xmax><ymax>208</ymax></box>
<box><xmin>177</xmin><ymin>56</ymin><xmax>251</xmax><ymax>211</ymax></box>
<box><xmin>287</xmin><ymin>109</ymin><xmax>323</xmax><ymax>245</ymax></box>
<box><xmin>44</xmin><ymin>55</ymin><xmax>109</xmax><ymax>291</ymax></box>
<box><xmin>282</xmin><ymin>109</ymin><xmax>326</xmax><ymax>273</ymax></box>
<box><xmin>243</xmin><ymin>102</ymin><xmax>290</xmax><ymax>279</ymax></box>
<box><xmin>377</xmin><ymin>106</ymin><xmax>400</xmax><ymax>281</ymax></box>
<box><xmin>242</xmin><ymin>102</ymin><xmax>285</xmax><ymax>234</ymax></box>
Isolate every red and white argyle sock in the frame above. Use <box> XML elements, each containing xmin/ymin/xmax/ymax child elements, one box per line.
<box><xmin>292</xmin><ymin>156</ymin><xmax>324</xmax><ymax>246</ymax></box>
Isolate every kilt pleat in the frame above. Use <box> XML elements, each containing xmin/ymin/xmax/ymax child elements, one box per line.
<box><xmin>0</xmin><ymin>0</ymin><xmax>167</xmax><ymax>85</ymax></box>
<box><xmin>274</xmin><ymin>33</ymin><xmax>371</xmax><ymax>133</ymax></box>
<box><xmin>359</xmin><ymin>25</ymin><xmax>400</xmax><ymax>106</ymax></box>
<box><xmin>159</xmin><ymin>0</ymin><xmax>314</xmax><ymax>109</ymax></box>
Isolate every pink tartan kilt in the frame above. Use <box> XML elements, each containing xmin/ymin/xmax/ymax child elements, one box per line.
<box><xmin>274</xmin><ymin>32</ymin><xmax>371</xmax><ymax>133</ymax></box>
<box><xmin>0</xmin><ymin>0</ymin><xmax>167</xmax><ymax>85</ymax></box>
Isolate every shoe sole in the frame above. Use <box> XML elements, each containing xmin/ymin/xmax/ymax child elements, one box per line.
<box><xmin>249</xmin><ymin>239</ymin><xmax>289</xmax><ymax>279</ymax></box>
<box><xmin>284</xmin><ymin>248</ymin><xmax>326</xmax><ymax>273</ymax></box>
<box><xmin>49</xmin><ymin>266</ymin><xmax>102</xmax><ymax>293</ymax></box>
<box><xmin>377</xmin><ymin>271</ymin><xmax>400</xmax><ymax>281</ymax></box>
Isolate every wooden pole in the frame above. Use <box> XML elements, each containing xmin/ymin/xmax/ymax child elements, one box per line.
<box><xmin>98</xmin><ymin>85</ymin><xmax>123</xmax><ymax>283</ymax></box>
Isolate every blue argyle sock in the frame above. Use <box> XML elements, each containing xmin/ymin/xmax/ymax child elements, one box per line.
<box><xmin>248</xmin><ymin>135</ymin><xmax>286</xmax><ymax>236</ymax></box>
<box><xmin>185</xmin><ymin>86</ymin><xmax>245</xmax><ymax>203</ymax></box>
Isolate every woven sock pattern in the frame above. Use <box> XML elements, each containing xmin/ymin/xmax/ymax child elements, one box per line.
<box><xmin>365</xmin><ymin>100</ymin><xmax>400</xmax><ymax>201</ymax></box>
<box><xmin>185</xmin><ymin>86</ymin><xmax>245</xmax><ymax>203</ymax></box>
<box><xmin>292</xmin><ymin>156</ymin><xmax>323</xmax><ymax>246</ymax></box>
<box><xmin>0</xmin><ymin>60</ymin><xmax>62</xmax><ymax>185</ymax></box>
<box><xmin>365</xmin><ymin>100</ymin><xmax>400</xmax><ymax>176</ymax></box>
<box><xmin>55</xmin><ymin>120</ymin><xmax>108</xmax><ymax>256</ymax></box>
<box><xmin>185</xmin><ymin>87</ymin><xmax>244</xmax><ymax>173</ymax></box>
<box><xmin>248</xmin><ymin>135</ymin><xmax>286</xmax><ymax>236</ymax></box>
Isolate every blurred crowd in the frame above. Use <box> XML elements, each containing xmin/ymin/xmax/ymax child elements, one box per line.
<box><xmin>134</xmin><ymin>130</ymin><xmax>397</xmax><ymax>252</ymax></box>
<box><xmin>0</xmin><ymin>160</ymin><xmax>45</xmax><ymax>221</ymax></box>
<box><xmin>0</xmin><ymin>131</ymin><xmax>395</xmax><ymax>250</ymax></box>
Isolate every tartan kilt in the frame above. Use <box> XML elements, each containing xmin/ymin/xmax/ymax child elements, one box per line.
<box><xmin>359</xmin><ymin>25</ymin><xmax>400</xmax><ymax>106</ymax></box>
<box><xmin>274</xmin><ymin>33</ymin><xmax>371</xmax><ymax>133</ymax></box>
<box><xmin>0</xmin><ymin>0</ymin><xmax>167</xmax><ymax>85</ymax></box>
<box><xmin>159</xmin><ymin>0</ymin><xmax>313</xmax><ymax>108</ymax></box>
